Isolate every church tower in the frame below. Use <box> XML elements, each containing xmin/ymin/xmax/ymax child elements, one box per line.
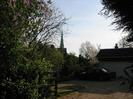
<box><xmin>60</xmin><ymin>31</ymin><xmax>64</xmax><ymax>49</ymax></box>
<box><xmin>59</xmin><ymin>31</ymin><xmax>67</xmax><ymax>55</ymax></box>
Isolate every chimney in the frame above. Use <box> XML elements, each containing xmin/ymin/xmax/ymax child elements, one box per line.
<box><xmin>115</xmin><ymin>43</ymin><xmax>118</xmax><ymax>49</ymax></box>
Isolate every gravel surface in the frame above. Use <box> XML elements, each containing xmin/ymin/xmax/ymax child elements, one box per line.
<box><xmin>58</xmin><ymin>80</ymin><xmax>133</xmax><ymax>99</ymax></box>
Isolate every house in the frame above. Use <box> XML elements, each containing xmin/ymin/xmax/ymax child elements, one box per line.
<box><xmin>97</xmin><ymin>48</ymin><xmax>133</xmax><ymax>78</ymax></box>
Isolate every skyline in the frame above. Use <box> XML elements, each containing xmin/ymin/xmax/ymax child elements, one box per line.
<box><xmin>54</xmin><ymin>0</ymin><xmax>124</xmax><ymax>55</ymax></box>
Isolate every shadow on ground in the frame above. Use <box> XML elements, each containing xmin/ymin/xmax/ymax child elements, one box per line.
<box><xmin>58</xmin><ymin>80</ymin><xmax>130</xmax><ymax>97</ymax></box>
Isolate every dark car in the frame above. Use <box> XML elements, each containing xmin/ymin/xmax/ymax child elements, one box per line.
<box><xmin>78</xmin><ymin>68</ymin><xmax>116</xmax><ymax>81</ymax></box>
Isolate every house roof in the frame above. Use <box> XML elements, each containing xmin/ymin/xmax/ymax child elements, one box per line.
<box><xmin>97</xmin><ymin>48</ymin><xmax>133</xmax><ymax>61</ymax></box>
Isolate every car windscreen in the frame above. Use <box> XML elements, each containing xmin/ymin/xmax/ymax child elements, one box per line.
<box><xmin>101</xmin><ymin>68</ymin><xmax>108</xmax><ymax>73</ymax></box>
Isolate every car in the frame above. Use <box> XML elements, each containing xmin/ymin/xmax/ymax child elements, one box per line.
<box><xmin>78</xmin><ymin>67</ymin><xmax>116</xmax><ymax>81</ymax></box>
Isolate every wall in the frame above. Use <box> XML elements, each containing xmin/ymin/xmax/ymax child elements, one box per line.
<box><xmin>99</xmin><ymin>61</ymin><xmax>133</xmax><ymax>78</ymax></box>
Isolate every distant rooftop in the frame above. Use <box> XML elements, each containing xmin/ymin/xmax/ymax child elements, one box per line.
<box><xmin>97</xmin><ymin>48</ymin><xmax>133</xmax><ymax>61</ymax></box>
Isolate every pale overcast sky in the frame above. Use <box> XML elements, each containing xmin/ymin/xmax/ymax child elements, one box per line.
<box><xmin>54</xmin><ymin>0</ymin><xmax>123</xmax><ymax>55</ymax></box>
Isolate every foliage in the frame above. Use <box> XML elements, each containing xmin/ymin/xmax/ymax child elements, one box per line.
<box><xmin>79</xmin><ymin>41</ymin><xmax>99</xmax><ymax>64</ymax></box>
<box><xmin>59</xmin><ymin>50</ymin><xmax>100</xmax><ymax>81</ymax></box>
<box><xmin>0</xmin><ymin>0</ymin><xmax>66</xmax><ymax>98</ymax></box>
<box><xmin>0</xmin><ymin>0</ymin><xmax>66</xmax><ymax>46</ymax></box>
<box><xmin>78</xmin><ymin>55</ymin><xmax>92</xmax><ymax>70</ymax></box>
<box><xmin>36</xmin><ymin>43</ymin><xmax>64</xmax><ymax>70</ymax></box>
<box><xmin>118</xmin><ymin>36</ymin><xmax>133</xmax><ymax>48</ymax></box>
<box><xmin>60</xmin><ymin>53</ymin><xmax>80</xmax><ymax>80</ymax></box>
<box><xmin>101</xmin><ymin>0</ymin><xmax>133</xmax><ymax>41</ymax></box>
<box><xmin>0</xmin><ymin>54</ymin><xmax>54</xmax><ymax>99</ymax></box>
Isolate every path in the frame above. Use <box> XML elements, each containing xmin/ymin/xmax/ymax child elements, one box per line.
<box><xmin>58</xmin><ymin>80</ymin><xmax>133</xmax><ymax>99</ymax></box>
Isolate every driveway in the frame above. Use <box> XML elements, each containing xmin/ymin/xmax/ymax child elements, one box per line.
<box><xmin>58</xmin><ymin>80</ymin><xmax>133</xmax><ymax>99</ymax></box>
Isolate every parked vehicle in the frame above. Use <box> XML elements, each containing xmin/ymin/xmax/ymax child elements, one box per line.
<box><xmin>78</xmin><ymin>68</ymin><xmax>116</xmax><ymax>81</ymax></box>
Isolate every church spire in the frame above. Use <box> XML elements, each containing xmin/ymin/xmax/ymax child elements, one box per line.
<box><xmin>59</xmin><ymin>30</ymin><xmax>67</xmax><ymax>55</ymax></box>
<box><xmin>60</xmin><ymin>31</ymin><xmax>64</xmax><ymax>49</ymax></box>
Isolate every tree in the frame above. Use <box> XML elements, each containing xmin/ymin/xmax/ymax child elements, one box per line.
<box><xmin>36</xmin><ymin>43</ymin><xmax>64</xmax><ymax>70</ymax></box>
<box><xmin>32</xmin><ymin>3</ymin><xmax>66</xmax><ymax>45</ymax></box>
<box><xmin>60</xmin><ymin>53</ymin><xmax>80</xmax><ymax>80</ymax></box>
<box><xmin>0</xmin><ymin>0</ymin><xmax>66</xmax><ymax>47</ymax></box>
<box><xmin>118</xmin><ymin>36</ymin><xmax>133</xmax><ymax>48</ymax></box>
<box><xmin>0</xmin><ymin>0</ymin><xmax>66</xmax><ymax>98</ymax></box>
<box><xmin>101</xmin><ymin>0</ymin><xmax>133</xmax><ymax>41</ymax></box>
<box><xmin>79</xmin><ymin>41</ymin><xmax>100</xmax><ymax>63</ymax></box>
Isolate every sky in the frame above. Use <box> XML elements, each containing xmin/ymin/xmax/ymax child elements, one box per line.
<box><xmin>54</xmin><ymin>0</ymin><xmax>123</xmax><ymax>55</ymax></box>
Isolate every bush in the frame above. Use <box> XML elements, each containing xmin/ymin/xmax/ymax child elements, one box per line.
<box><xmin>0</xmin><ymin>57</ymin><xmax>54</xmax><ymax>99</ymax></box>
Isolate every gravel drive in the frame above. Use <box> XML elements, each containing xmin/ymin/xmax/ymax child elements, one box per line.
<box><xmin>58</xmin><ymin>80</ymin><xmax>133</xmax><ymax>99</ymax></box>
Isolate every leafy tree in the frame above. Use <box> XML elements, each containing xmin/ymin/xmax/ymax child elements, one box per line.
<box><xmin>118</xmin><ymin>36</ymin><xmax>133</xmax><ymax>48</ymax></box>
<box><xmin>0</xmin><ymin>0</ymin><xmax>66</xmax><ymax>98</ymax></box>
<box><xmin>78</xmin><ymin>54</ymin><xmax>91</xmax><ymax>70</ymax></box>
<box><xmin>36</xmin><ymin>43</ymin><xmax>64</xmax><ymax>71</ymax></box>
<box><xmin>79</xmin><ymin>41</ymin><xmax>99</xmax><ymax>64</ymax></box>
<box><xmin>101</xmin><ymin>0</ymin><xmax>133</xmax><ymax>41</ymax></box>
<box><xmin>60</xmin><ymin>53</ymin><xmax>80</xmax><ymax>80</ymax></box>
